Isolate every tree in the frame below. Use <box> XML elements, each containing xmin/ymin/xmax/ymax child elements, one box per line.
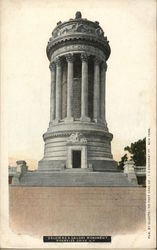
<box><xmin>118</xmin><ymin>137</ymin><xmax>146</xmax><ymax>169</ymax></box>
<box><xmin>118</xmin><ymin>154</ymin><xmax>128</xmax><ymax>170</ymax></box>
<box><xmin>124</xmin><ymin>137</ymin><xmax>146</xmax><ymax>166</ymax></box>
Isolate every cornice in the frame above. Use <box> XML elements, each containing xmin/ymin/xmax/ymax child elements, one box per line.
<box><xmin>50</xmin><ymin>44</ymin><xmax>106</xmax><ymax>63</ymax></box>
<box><xmin>46</xmin><ymin>36</ymin><xmax>110</xmax><ymax>61</ymax></box>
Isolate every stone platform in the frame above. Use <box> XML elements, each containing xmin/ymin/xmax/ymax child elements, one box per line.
<box><xmin>9</xmin><ymin>187</ymin><xmax>146</xmax><ymax>237</ymax></box>
<box><xmin>13</xmin><ymin>170</ymin><xmax>136</xmax><ymax>187</ymax></box>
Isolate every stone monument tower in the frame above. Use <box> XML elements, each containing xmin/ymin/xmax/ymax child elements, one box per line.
<box><xmin>9</xmin><ymin>12</ymin><xmax>135</xmax><ymax>186</ymax></box>
<box><xmin>38</xmin><ymin>11</ymin><xmax>117</xmax><ymax>172</ymax></box>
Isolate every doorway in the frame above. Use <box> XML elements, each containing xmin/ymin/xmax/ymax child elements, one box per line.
<box><xmin>72</xmin><ymin>150</ymin><xmax>81</xmax><ymax>168</ymax></box>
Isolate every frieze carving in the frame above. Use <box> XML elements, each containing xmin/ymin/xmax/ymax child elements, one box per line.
<box><xmin>43</xmin><ymin>130</ymin><xmax>113</xmax><ymax>141</ymax></box>
<box><xmin>51</xmin><ymin>22</ymin><xmax>105</xmax><ymax>40</ymax></box>
<box><xmin>67</xmin><ymin>132</ymin><xmax>87</xmax><ymax>144</ymax></box>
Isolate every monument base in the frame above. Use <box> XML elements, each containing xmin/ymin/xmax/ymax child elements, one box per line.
<box><xmin>38</xmin><ymin>158</ymin><xmax>118</xmax><ymax>172</ymax></box>
<box><xmin>38</xmin><ymin>159</ymin><xmax>66</xmax><ymax>171</ymax></box>
<box><xmin>14</xmin><ymin>170</ymin><xmax>137</xmax><ymax>187</ymax></box>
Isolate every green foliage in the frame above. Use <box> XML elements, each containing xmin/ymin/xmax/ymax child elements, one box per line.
<box><xmin>124</xmin><ymin>137</ymin><xmax>146</xmax><ymax>166</ymax></box>
<box><xmin>118</xmin><ymin>154</ymin><xmax>128</xmax><ymax>170</ymax></box>
<box><xmin>118</xmin><ymin>137</ymin><xmax>146</xmax><ymax>169</ymax></box>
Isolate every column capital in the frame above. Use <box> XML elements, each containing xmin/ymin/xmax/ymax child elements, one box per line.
<box><xmin>65</xmin><ymin>53</ymin><xmax>74</xmax><ymax>62</ymax></box>
<box><xmin>81</xmin><ymin>53</ymin><xmax>89</xmax><ymax>62</ymax></box>
<box><xmin>94</xmin><ymin>57</ymin><xmax>101</xmax><ymax>65</ymax></box>
<box><xmin>101</xmin><ymin>61</ymin><xmax>108</xmax><ymax>71</ymax></box>
<box><xmin>49</xmin><ymin>62</ymin><xmax>56</xmax><ymax>71</ymax></box>
<box><xmin>55</xmin><ymin>57</ymin><xmax>62</xmax><ymax>66</ymax></box>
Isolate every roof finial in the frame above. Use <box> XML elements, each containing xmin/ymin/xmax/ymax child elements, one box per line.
<box><xmin>75</xmin><ymin>11</ymin><xmax>82</xmax><ymax>19</ymax></box>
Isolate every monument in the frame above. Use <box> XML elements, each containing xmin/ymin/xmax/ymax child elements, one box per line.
<box><xmin>9</xmin><ymin>12</ymin><xmax>136</xmax><ymax>186</ymax></box>
<box><xmin>39</xmin><ymin>11</ymin><xmax>116</xmax><ymax>172</ymax></box>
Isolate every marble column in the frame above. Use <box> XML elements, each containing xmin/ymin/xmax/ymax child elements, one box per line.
<box><xmin>55</xmin><ymin>57</ymin><xmax>62</xmax><ymax>121</ymax></box>
<box><xmin>49</xmin><ymin>62</ymin><xmax>56</xmax><ymax>123</ymax></box>
<box><xmin>100</xmin><ymin>61</ymin><xmax>107</xmax><ymax>123</ymax></box>
<box><xmin>93</xmin><ymin>57</ymin><xmax>101</xmax><ymax>121</ymax></box>
<box><xmin>66</xmin><ymin>53</ymin><xmax>74</xmax><ymax>121</ymax></box>
<box><xmin>81</xmin><ymin>53</ymin><xmax>90</xmax><ymax>121</ymax></box>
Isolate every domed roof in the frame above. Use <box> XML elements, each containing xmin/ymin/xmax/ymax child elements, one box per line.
<box><xmin>46</xmin><ymin>12</ymin><xmax>111</xmax><ymax>61</ymax></box>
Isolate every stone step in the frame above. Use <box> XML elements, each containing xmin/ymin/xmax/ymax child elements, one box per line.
<box><xmin>18</xmin><ymin>171</ymin><xmax>137</xmax><ymax>187</ymax></box>
<box><xmin>63</xmin><ymin>168</ymin><xmax>93</xmax><ymax>172</ymax></box>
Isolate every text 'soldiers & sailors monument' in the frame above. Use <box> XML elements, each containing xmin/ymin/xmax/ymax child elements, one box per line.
<box><xmin>11</xmin><ymin>12</ymin><xmax>135</xmax><ymax>186</ymax></box>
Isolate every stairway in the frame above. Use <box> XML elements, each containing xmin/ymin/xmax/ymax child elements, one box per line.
<box><xmin>18</xmin><ymin>170</ymin><xmax>137</xmax><ymax>187</ymax></box>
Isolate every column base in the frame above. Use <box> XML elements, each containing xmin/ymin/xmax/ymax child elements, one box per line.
<box><xmin>93</xmin><ymin>118</ymin><xmax>102</xmax><ymax>123</ymax></box>
<box><xmin>64</xmin><ymin>116</ymin><xmax>74</xmax><ymax>123</ymax></box>
<box><xmin>53</xmin><ymin>119</ymin><xmax>61</xmax><ymax>124</ymax></box>
<box><xmin>98</xmin><ymin>119</ymin><xmax>108</xmax><ymax>125</ymax></box>
<box><xmin>80</xmin><ymin>116</ymin><xmax>91</xmax><ymax>122</ymax></box>
<box><xmin>49</xmin><ymin>120</ymin><xmax>59</xmax><ymax>126</ymax></box>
